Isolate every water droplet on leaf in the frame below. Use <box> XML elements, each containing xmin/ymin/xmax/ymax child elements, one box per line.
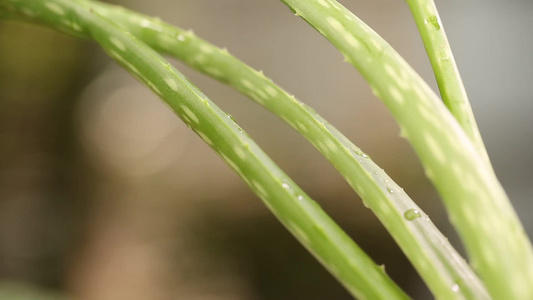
<box><xmin>452</xmin><ymin>283</ymin><xmax>459</xmax><ymax>292</ymax></box>
<box><xmin>404</xmin><ymin>209</ymin><xmax>422</xmax><ymax>220</ymax></box>
<box><xmin>426</xmin><ymin>15</ymin><xmax>441</xmax><ymax>30</ymax></box>
<box><xmin>226</xmin><ymin>113</ymin><xmax>235</xmax><ymax>121</ymax></box>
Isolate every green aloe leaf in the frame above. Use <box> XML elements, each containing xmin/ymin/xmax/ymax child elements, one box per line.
<box><xmin>405</xmin><ymin>0</ymin><xmax>490</xmax><ymax>166</ymax></box>
<box><xmin>0</xmin><ymin>0</ymin><xmax>410</xmax><ymax>299</ymax></box>
<box><xmin>279</xmin><ymin>0</ymin><xmax>533</xmax><ymax>298</ymax></box>
<box><xmin>81</xmin><ymin>2</ymin><xmax>490</xmax><ymax>299</ymax></box>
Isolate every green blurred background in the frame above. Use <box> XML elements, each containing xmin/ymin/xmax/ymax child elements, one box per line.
<box><xmin>0</xmin><ymin>0</ymin><xmax>532</xmax><ymax>299</ymax></box>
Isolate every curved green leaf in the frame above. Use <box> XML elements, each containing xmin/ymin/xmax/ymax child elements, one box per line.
<box><xmin>83</xmin><ymin>2</ymin><xmax>490</xmax><ymax>299</ymax></box>
<box><xmin>280</xmin><ymin>0</ymin><xmax>533</xmax><ymax>298</ymax></box>
<box><xmin>406</xmin><ymin>0</ymin><xmax>490</xmax><ymax>166</ymax></box>
<box><xmin>0</xmin><ymin>0</ymin><xmax>410</xmax><ymax>299</ymax></box>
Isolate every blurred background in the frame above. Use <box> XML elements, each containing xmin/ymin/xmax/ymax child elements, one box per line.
<box><xmin>0</xmin><ymin>0</ymin><xmax>532</xmax><ymax>299</ymax></box>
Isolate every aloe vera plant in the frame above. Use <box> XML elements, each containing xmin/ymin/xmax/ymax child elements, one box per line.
<box><xmin>1</xmin><ymin>0</ymin><xmax>531</xmax><ymax>299</ymax></box>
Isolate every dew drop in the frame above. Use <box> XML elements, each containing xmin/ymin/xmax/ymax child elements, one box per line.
<box><xmin>386</xmin><ymin>187</ymin><xmax>394</xmax><ymax>194</ymax></box>
<box><xmin>177</xmin><ymin>34</ymin><xmax>185</xmax><ymax>42</ymax></box>
<box><xmin>404</xmin><ymin>209</ymin><xmax>422</xmax><ymax>220</ymax></box>
<box><xmin>452</xmin><ymin>283</ymin><xmax>459</xmax><ymax>292</ymax></box>
<box><xmin>351</xmin><ymin>148</ymin><xmax>370</xmax><ymax>159</ymax></box>
<box><xmin>140</xmin><ymin>19</ymin><xmax>151</xmax><ymax>28</ymax></box>
<box><xmin>282</xmin><ymin>182</ymin><xmax>290</xmax><ymax>189</ymax></box>
<box><xmin>426</xmin><ymin>15</ymin><xmax>441</xmax><ymax>30</ymax></box>
<box><xmin>226</xmin><ymin>114</ymin><xmax>244</xmax><ymax>134</ymax></box>
<box><xmin>361</xmin><ymin>199</ymin><xmax>370</xmax><ymax>208</ymax></box>
<box><xmin>297</xmin><ymin>195</ymin><xmax>304</xmax><ymax>201</ymax></box>
<box><xmin>226</xmin><ymin>113</ymin><xmax>236</xmax><ymax>121</ymax></box>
